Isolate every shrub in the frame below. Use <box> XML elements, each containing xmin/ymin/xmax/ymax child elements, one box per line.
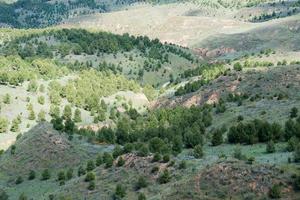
<box><xmin>0</xmin><ymin>117</ymin><xmax>9</xmax><ymax>133</ymax></box>
<box><xmin>96</xmin><ymin>154</ymin><xmax>103</xmax><ymax>166</ymax></box>
<box><xmin>28</xmin><ymin>170</ymin><xmax>36</xmax><ymax>180</ymax></box>
<box><xmin>178</xmin><ymin>160</ymin><xmax>187</xmax><ymax>169</ymax></box>
<box><xmin>211</xmin><ymin>129</ymin><xmax>223</xmax><ymax>146</ymax></box>
<box><xmin>86</xmin><ymin>160</ymin><xmax>95</xmax><ymax>172</ymax></box>
<box><xmin>88</xmin><ymin>181</ymin><xmax>95</xmax><ymax>190</ymax></box>
<box><xmin>158</xmin><ymin>170</ymin><xmax>171</xmax><ymax>184</ymax></box>
<box><xmin>77</xmin><ymin>166</ymin><xmax>86</xmax><ymax>177</ymax></box>
<box><xmin>15</xmin><ymin>176</ymin><xmax>23</xmax><ymax>184</ymax></box>
<box><xmin>41</xmin><ymin>169</ymin><xmax>51</xmax><ymax>180</ymax></box>
<box><xmin>138</xmin><ymin>193</ymin><xmax>146</xmax><ymax>200</ymax></box>
<box><xmin>114</xmin><ymin>184</ymin><xmax>126</xmax><ymax>199</ymax></box>
<box><xmin>66</xmin><ymin>168</ymin><xmax>73</xmax><ymax>180</ymax></box>
<box><xmin>73</xmin><ymin>108</ymin><xmax>82</xmax><ymax>123</ymax></box>
<box><xmin>193</xmin><ymin>145</ymin><xmax>204</xmax><ymax>159</ymax></box>
<box><xmin>294</xmin><ymin>144</ymin><xmax>300</xmax><ymax>163</ymax></box>
<box><xmin>290</xmin><ymin>107</ymin><xmax>298</xmax><ymax>118</ymax></box>
<box><xmin>162</xmin><ymin>154</ymin><xmax>170</xmax><ymax>163</ymax></box>
<box><xmin>85</xmin><ymin>172</ymin><xmax>95</xmax><ymax>182</ymax></box>
<box><xmin>266</xmin><ymin>140</ymin><xmax>276</xmax><ymax>153</ymax></box>
<box><xmin>268</xmin><ymin>184</ymin><xmax>281</xmax><ymax>199</ymax></box>
<box><xmin>103</xmin><ymin>152</ymin><xmax>113</xmax><ymax>168</ymax></box>
<box><xmin>37</xmin><ymin>96</ymin><xmax>45</xmax><ymax>105</ymax></box>
<box><xmin>136</xmin><ymin>176</ymin><xmax>148</xmax><ymax>190</ymax></box>
<box><xmin>152</xmin><ymin>153</ymin><xmax>161</xmax><ymax>162</ymax></box>
<box><xmin>57</xmin><ymin>171</ymin><xmax>66</xmax><ymax>182</ymax></box>
<box><xmin>233</xmin><ymin>62</ymin><xmax>242</xmax><ymax>71</ymax></box>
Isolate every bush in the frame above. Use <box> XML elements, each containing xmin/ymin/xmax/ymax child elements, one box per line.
<box><xmin>41</xmin><ymin>169</ymin><xmax>51</xmax><ymax>180</ymax></box>
<box><xmin>15</xmin><ymin>176</ymin><xmax>23</xmax><ymax>184</ymax></box>
<box><xmin>294</xmin><ymin>144</ymin><xmax>300</xmax><ymax>163</ymax></box>
<box><xmin>233</xmin><ymin>146</ymin><xmax>243</xmax><ymax>160</ymax></box>
<box><xmin>290</xmin><ymin>107</ymin><xmax>298</xmax><ymax>118</ymax></box>
<box><xmin>233</xmin><ymin>62</ymin><xmax>242</xmax><ymax>71</ymax></box>
<box><xmin>85</xmin><ymin>172</ymin><xmax>95</xmax><ymax>182</ymax></box>
<box><xmin>178</xmin><ymin>160</ymin><xmax>187</xmax><ymax>169</ymax></box>
<box><xmin>38</xmin><ymin>96</ymin><xmax>45</xmax><ymax>105</ymax></box>
<box><xmin>66</xmin><ymin>168</ymin><xmax>73</xmax><ymax>180</ymax></box>
<box><xmin>57</xmin><ymin>171</ymin><xmax>66</xmax><ymax>182</ymax></box>
<box><xmin>96</xmin><ymin>154</ymin><xmax>103</xmax><ymax>166</ymax></box>
<box><xmin>138</xmin><ymin>193</ymin><xmax>146</xmax><ymax>200</ymax></box>
<box><xmin>158</xmin><ymin>170</ymin><xmax>171</xmax><ymax>184</ymax></box>
<box><xmin>211</xmin><ymin>129</ymin><xmax>223</xmax><ymax>146</ymax></box>
<box><xmin>86</xmin><ymin>160</ymin><xmax>95</xmax><ymax>171</ymax></box>
<box><xmin>88</xmin><ymin>181</ymin><xmax>96</xmax><ymax>190</ymax></box>
<box><xmin>266</xmin><ymin>140</ymin><xmax>276</xmax><ymax>153</ymax></box>
<box><xmin>28</xmin><ymin>170</ymin><xmax>36</xmax><ymax>180</ymax></box>
<box><xmin>268</xmin><ymin>184</ymin><xmax>281</xmax><ymax>199</ymax></box>
<box><xmin>77</xmin><ymin>166</ymin><xmax>86</xmax><ymax>177</ymax></box>
<box><xmin>162</xmin><ymin>154</ymin><xmax>170</xmax><ymax>163</ymax></box>
<box><xmin>0</xmin><ymin>117</ymin><xmax>9</xmax><ymax>133</ymax></box>
<box><xmin>103</xmin><ymin>152</ymin><xmax>113</xmax><ymax>168</ymax></box>
<box><xmin>152</xmin><ymin>153</ymin><xmax>161</xmax><ymax>162</ymax></box>
<box><xmin>136</xmin><ymin>176</ymin><xmax>148</xmax><ymax>190</ymax></box>
<box><xmin>114</xmin><ymin>184</ymin><xmax>126</xmax><ymax>199</ymax></box>
<box><xmin>193</xmin><ymin>145</ymin><xmax>204</xmax><ymax>159</ymax></box>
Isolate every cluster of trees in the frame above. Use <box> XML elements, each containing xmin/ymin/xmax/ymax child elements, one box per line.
<box><xmin>0</xmin><ymin>56</ymin><xmax>68</xmax><ymax>86</ymax></box>
<box><xmin>228</xmin><ymin>108</ymin><xmax>300</xmax><ymax>147</ymax></box>
<box><xmin>48</xmin><ymin>69</ymin><xmax>140</xmax><ymax>113</ymax></box>
<box><xmin>175</xmin><ymin>64</ymin><xmax>226</xmax><ymax>96</ymax></box>
<box><xmin>6</xmin><ymin>29</ymin><xmax>194</xmax><ymax>66</ymax></box>
<box><xmin>0</xmin><ymin>0</ymin><xmax>103</xmax><ymax>28</ymax></box>
<box><xmin>77</xmin><ymin>106</ymin><xmax>212</xmax><ymax>158</ymax></box>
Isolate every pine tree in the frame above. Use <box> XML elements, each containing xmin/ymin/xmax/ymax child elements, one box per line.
<box><xmin>211</xmin><ymin>129</ymin><xmax>223</xmax><ymax>146</ymax></box>
<box><xmin>10</xmin><ymin>118</ymin><xmax>20</xmax><ymax>132</ymax></box>
<box><xmin>193</xmin><ymin>145</ymin><xmax>204</xmax><ymax>159</ymax></box>
<box><xmin>73</xmin><ymin>108</ymin><xmax>82</xmax><ymax>123</ymax></box>
<box><xmin>266</xmin><ymin>140</ymin><xmax>276</xmax><ymax>153</ymax></box>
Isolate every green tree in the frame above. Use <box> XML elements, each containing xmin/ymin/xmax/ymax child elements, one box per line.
<box><xmin>18</xmin><ymin>193</ymin><xmax>28</xmax><ymax>200</ymax></box>
<box><xmin>27</xmin><ymin>80</ymin><xmax>38</xmax><ymax>92</ymax></box>
<box><xmin>86</xmin><ymin>160</ymin><xmax>95</xmax><ymax>172</ymax></box>
<box><xmin>114</xmin><ymin>184</ymin><xmax>126</xmax><ymax>199</ymax></box>
<box><xmin>28</xmin><ymin>170</ymin><xmax>36</xmax><ymax>180</ymax></box>
<box><xmin>294</xmin><ymin>144</ymin><xmax>300</xmax><ymax>163</ymax></box>
<box><xmin>136</xmin><ymin>176</ymin><xmax>148</xmax><ymax>190</ymax></box>
<box><xmin>290</xmin><ymin>107</ymin><xmax>298</xmax><ymax>118</ymax></box>
<box><xmin>193</xmin><ymin>145</ymin><xmax>204</xmax><ymax>159</ymax></box>
<box><xmin>268</xmin><ymin>184</ymin><xmax>281</xmax><ymax>199</ymax></box>
<box><xmin>66</xmin><ymin>168</ymin><xmax>73</xmax><ymax>180</ymax></box>
<box><xmin>63</xmin><ymin>105</ymin><xmax>72</xmax><ymax>120</ymax></box>
<box><xmin>15</xmin><ymin>176</ymin><xmax>23</xmax><ymax>184</ymax></box>
<box><xmin>49</xmin><ymin>105</ymin><xmax>60</xmax><ymax>118</ymax></box>
<box><xmin>28</xmin><ymin>108</ymin><xmax>35</xmax><ymax>121</ymax></box>
<box><xmin>233</xmin><ymin>62</ymin><xmax>242</xmax><ymax>71</ymax></box>
<box><xmin>96</xmin><ymin>154</ymin><xmax>103</xmax><ymax>166</ymax></box>
<box><xmin>211</xmin><ymin>129</ymin><xmax>223</xmax><ymax>146</ymax></box>
<box><xmin>41</xmin><ymin>169</ymin><xmax>51</xmax><ymax>180</ymax></box>
<box><xmin>3</xmin><ymin>93</ymin><xmax>10</xmax><ymax>104</ymax></box>
<box><xmin>38</xmin><ymin>96</ymin><xmax>45</xmax><ymax>105</ymax></box>
<box><xmin>0</xmin><ymin>117</ymin><xmax>9</xmax><ymax>133</ymax></box>
<box><xmin>138</xmin><ymin>193</ymin><xmax>146</xmax><ymax>200</ymax></box>
<box><xmin>0</xmin><ymin>190</ymin><xmax>8</xmax><ymax>200</ymax></box>
<box><xmin>266</xmin><ymin>140</ymin><xmax>275</xmax><ymax>153</ymax></box>
<box><xmin>10</xmin><ymin>118</ymin><xmax>20</xmax><ymax>132</ymax></box>
<box><xmin>103</xmin><ymin>152</ymin><xmax>113</xmax><ymax>168</ymax></box>
<box><xmin>73</xmin><ymin>108</ymin><xmax>82</xmax><ymax>123</ymax></box>
<box><xmin>57</xmin><ymin>171</ymin><xmax>66</xmax><ymax>182</ymax></box>
<box><xmin>85</xmin><ymin>172</ymin><xmax>95</xmax><ymax>182</ymax></box>
<box><xmin>38</xmin><ymin>110</ymin><xmax>46</xmax><ymax>122</ymax></box>
<box><xmin>77</xmin><ymin>166</ymin><xmax>86</xmax><ymax>177</ymax></box>
<box><xmin>158</xmin><ymin>169</ymin><xmax>171</xmax><ymax>184</ymax></box>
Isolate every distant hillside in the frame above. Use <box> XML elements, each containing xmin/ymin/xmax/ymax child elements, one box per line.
<box><xmin>0</xmin><ymin>0</ymin><xmax>179</xmax><ymax>28</ymax></box>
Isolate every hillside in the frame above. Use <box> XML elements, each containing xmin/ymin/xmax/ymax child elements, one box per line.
<box><xmin>0</xmin><ymin>0</ymin><xmax>300</xmax><ymax>200</ymax></box>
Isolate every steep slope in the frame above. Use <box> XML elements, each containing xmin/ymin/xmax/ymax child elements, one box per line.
<box><xmin>0</xmin><ymin>122</ymin><xmax>95</xmax><ymax>177</ymax></box>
